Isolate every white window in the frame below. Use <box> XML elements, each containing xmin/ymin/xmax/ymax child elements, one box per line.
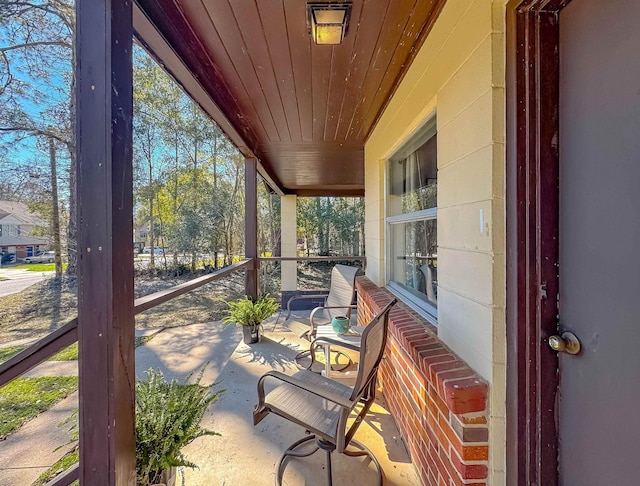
<box><xmin>386</xmin><ymin>117</ymin><xmax>437</xmax><ymax>321</ymax></box>
<box><xmin>3</xmin><ymin>224</ymin><xmax>21</xmax><ymax>237</ymax></box>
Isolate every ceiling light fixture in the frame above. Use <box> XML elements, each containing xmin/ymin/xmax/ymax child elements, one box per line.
<box><xmin>307</xmin><ymin>2</ymin><xmax>352</xmax><ymax>45</ymax></box>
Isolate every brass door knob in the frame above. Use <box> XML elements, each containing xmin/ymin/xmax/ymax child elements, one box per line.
<box><xmin>548</xmin><ymin>332</ymin><xmax>581</xmax><ymax>355</ymax></box>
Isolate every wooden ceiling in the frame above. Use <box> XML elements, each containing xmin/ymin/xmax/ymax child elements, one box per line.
<box><xmin>133</xmin><ymin>0</ymin><xmax>446</xmax><ymax>196</ymax></box>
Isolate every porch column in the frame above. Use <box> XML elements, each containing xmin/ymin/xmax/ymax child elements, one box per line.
<box><xmin>245</xmin><ymin>157</ymin><xmax>258</xmax><ymax>299</ymax></box>
<box><xmin>76</xmin><ymin>0</ymin><xmax>135</xmax><ymax>484</ymax></box>
<box><xmin>281</xmin><ymin>195</ymin><xmax>297</xmax><ymax>291</ymax></box>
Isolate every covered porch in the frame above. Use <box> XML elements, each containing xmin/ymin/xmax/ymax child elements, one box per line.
<box><xmin>1</xmin><ymin>0</ymin><xmax>496</xmax><ymax>485</ymax></box>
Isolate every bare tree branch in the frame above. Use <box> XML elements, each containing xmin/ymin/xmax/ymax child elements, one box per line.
<box><xmin>0</xmin><ymin>126</ymin><xmax>68</xmax><ymax>144</ymax></box>
<box><xmin>0</xmin><ymin>50</ymin><xmax>11</xmax><ymax>95</ymax></box>
<box><xmin>0</xmin><ymin>41</ymin><xmax>72</xmax><ymax>52</ymax></box>
<box><xmin>1</xmin><ymin>1</ymin><xmax>75</xmax><ymax>33</ymax></box>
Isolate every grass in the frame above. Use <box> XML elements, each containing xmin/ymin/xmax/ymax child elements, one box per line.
<box><xmin>9</xmin><ymin>334</ymin><xmax>160</xmax><ymax>484</ymax></box>
<box><xmin>0</xmin><ymin>333</ymin><xmax>159</xmax><ymax>365</ymax></box>
<box><xmin>0</xmin><ymin>376</ymin><xmax>78</xmax><ymax>438</ymax></box>
<box><xmin>50</xmin><ymin>343</ymin><xmax>78</xmax><ymax>361</ymax></box>
<box><xmin>0</xmin><ymin>345</ymin><xmax>24</xmax><ymax>363</ymax></box>
<box><xmin>135</xmin><ymin>334</ymin><xmax>156</xmax><ymax>348</ymax></box>
<box><xmin>15</xmin><ymin>335</ymin><xmax>158</xmax><ymax>485</ymax></box>
<box><xmin>0</xmin><ymin>344</ymin><xmax>79</xmax><ymax>363</ymax></box>
<box><xmin>33</xmin><ymin>446</ymin><xmax>79</xmax><ymax>486</ymax></box>
<box><xmin>0</xmin><ymin>276</ymin><xmax>6</xmax><ymax>281</ymax></box>
<box><xmin>9</xmin><ymin>263</ymin><xmax>67</xmax><ymax>272</ymax></box>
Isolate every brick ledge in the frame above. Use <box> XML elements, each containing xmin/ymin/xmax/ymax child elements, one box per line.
<box><xmin>356</xmin><ymin>276</ymin><xmax>487</xmax><ymax>414</ymax></box>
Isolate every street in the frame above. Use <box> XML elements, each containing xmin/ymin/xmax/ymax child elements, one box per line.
<box><xmin>0</xmin><ymin>269</ymin><xmax>53</xmax><ymax>298</ymax></box>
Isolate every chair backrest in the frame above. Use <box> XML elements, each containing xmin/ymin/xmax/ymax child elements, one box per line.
<box><xmin>349</xmin><ymin>299</ymin><xmax>397</xmax><ymax>402</ymax></box>
<box><xmin>322</xmin><ymin>264</ymin><xmax>359</xmax><ymax>321</ymax></box>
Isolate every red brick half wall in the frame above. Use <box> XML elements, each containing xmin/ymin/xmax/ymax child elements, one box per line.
<box><xmin>357</xmin><ymin>277</ymin><xmax>489</xmax><ymax>486</ymax></box>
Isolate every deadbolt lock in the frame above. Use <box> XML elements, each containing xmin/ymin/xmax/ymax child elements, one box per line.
<box><xmin>548</xmin><ymin>332</ymin><xmax>581</xmax><ymax>355</ymax></box>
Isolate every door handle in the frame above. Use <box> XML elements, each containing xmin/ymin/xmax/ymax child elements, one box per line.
<box><xmin>548</xmin><ymin>331</ymin><xmax>581</xmax><ymax>355</ymax></box>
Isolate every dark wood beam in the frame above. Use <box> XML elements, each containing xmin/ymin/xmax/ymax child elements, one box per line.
<box><xmin>245</xmin><ymin>157</ymin><xmax>258</xmax><ymax>299</ymax></box>
<box><xmin>76</xmin><ymin>0</ymin><xmax>135</xmax><ymax>483</ymax></box>
<box><xmin>0</xmin><ymin>320</ymin><xmax>77</xmax><ymax>388</ymax></box>
<box><xmin>256</xmin><ymin>161</ymin><xmax>284</xmax><ymax>196</ymax></box>
<box><xmin>134</xmin><ymin>260</ymin><xmax>250</xmax><ymax>313</ymax></box>
<box><xmin>506</xmin><ymin>1</ymin><xmax>564</xmax><ymax>484</ymax></box>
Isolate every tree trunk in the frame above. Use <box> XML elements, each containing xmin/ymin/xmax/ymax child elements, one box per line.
<box><xmin>66</xmin><ymin>66</ymin><xmax>77</xmax><ymax>277</ymax></box>
<box><xmin>49</xmin><ymin>138</ymin><xmax>63</xmax><ymax>278</ymax></box>
<box><xmin>148</xmin><ymin>152</ymin><xmax>155</xmax><ymax>270</ymax></box>
<box><xmin>268</xmin><ymin>193</ymin><xmax>281</xmax><ymax>257</ymax></box>
<box><xmin>172</xmin><ymin>135</ymin><xmax>179</xmax><ymax>267</ymax></box>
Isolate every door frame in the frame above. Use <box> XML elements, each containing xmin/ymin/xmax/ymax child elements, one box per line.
<box><xmin>506</xmin><ymin>1</ymin><xmax>574</xmax><ymax>484</ymax></box>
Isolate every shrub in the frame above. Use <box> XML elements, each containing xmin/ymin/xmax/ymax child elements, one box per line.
<box><xmin>136</xmin><ymin>368</ymin><xmax>222</xmax><ymax>485</ymax></box>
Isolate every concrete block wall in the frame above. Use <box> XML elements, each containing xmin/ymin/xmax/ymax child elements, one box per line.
<box><xmin>363</xmin><ymin>0</ymin><xmax>507</xmax><ymax>482</ymax></box>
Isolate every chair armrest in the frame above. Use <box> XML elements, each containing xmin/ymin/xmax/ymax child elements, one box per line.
<box><xmin>309</xmin><ymin>304</ymin><xmax>357</xmax><ymax>327</ymax></box>
<box><xmin>256</xmin><ymin>370</ymin><xmax>353</xmax><ymax>410</ymax></box>
<box><xmin>285</xmin><ymin>293</ymin><xmax>329</xmax><ymax>319</ymax></box>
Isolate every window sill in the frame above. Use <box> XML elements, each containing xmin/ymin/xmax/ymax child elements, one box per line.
<box><xmin>386</xmin><ymin>281</ymin><xmax>437</xmax><ymax>326</ymax></box>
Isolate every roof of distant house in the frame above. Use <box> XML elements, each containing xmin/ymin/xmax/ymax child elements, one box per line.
<box><xmin>0</xmin><ymin>201</ymin><xmax>44</xmax><ymax>225</ymax></box>
<box><xmin>0</xmin><ymin>235</ymin><xmax>48</xmax><ymax>246</ymax></box>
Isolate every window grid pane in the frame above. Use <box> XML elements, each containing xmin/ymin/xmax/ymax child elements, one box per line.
<box><xmin>389</xmin><ymin>218</ymin><xmax>437</xmax><ymax>308</ymax></box>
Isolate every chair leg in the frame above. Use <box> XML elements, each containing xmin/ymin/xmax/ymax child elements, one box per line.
<box><xmin>276</xmin><ymin>435</ymin><xmax>318</xmax><ymax>486</ymax></box>
<box><xmin>274</xmin><ymin>435</ymin><xmax>382</xmax><ymax>486</ymax></box>
<box><xmin>325</xmin><ymin>447</ymin><xmax>333</xmax><ymax>486</ymax></box>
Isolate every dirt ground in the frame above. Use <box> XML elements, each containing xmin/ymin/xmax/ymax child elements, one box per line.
<box><xmin>0</xmin><ymin>261</ymin><xmax>351</xmax><ymax>344</ymax></box>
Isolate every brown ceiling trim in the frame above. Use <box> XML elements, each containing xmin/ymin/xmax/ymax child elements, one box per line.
<box><xmin>251</xmin><ymin>1</ymin><xmax>302</xmax><ymax>142</ymax></box>
<box><xmin>257</xmin><ymin>162</ymin><xmax>285</xmax><ymax>196</ymax></box>
<box><xmin>363</xmin><ymin>0</ymin><xmax>448</xmax><ymax>142</ymax></box>
<box><xmin>293</xmin><ymin>188</ymin><xmax>365</xmax><ymax>197</ymax></box>
<box><xmin>322</xmin><ymin>0</ymin><xmax>363</xmax><ymax>142</ymax></box>
<box><xmin>200</xmin><ymin>0</ymin><xmax>289</xmax><ymax>142</ymax></box>
<box><xmin>283</xmin><ymin>2</ymin><xmax>314</xmax><ymax>142</ymax></box>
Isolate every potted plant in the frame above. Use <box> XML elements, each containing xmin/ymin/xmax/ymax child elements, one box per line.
<box><xmin>224</xmin><ymin>294</ymin><xmax>279</xmax><ymax>344</ymax></box>
<box><xmin>136</xmin><ymin>368</ymin><xmax>222</xmax><ymax>486</ymax></box>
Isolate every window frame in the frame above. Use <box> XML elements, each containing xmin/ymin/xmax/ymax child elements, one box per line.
<box><xmin>384</xmin><ymin>116</ymin><xmax>438</xmax><ymax>324</ymax></box>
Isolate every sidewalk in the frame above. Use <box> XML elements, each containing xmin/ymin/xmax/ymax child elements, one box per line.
<box><xmin>0</xmin><ymin>325</ymin><xmax>241</xmax><ymax>485</ymax></box>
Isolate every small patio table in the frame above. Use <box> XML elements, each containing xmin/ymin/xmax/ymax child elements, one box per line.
<box><xmin>314</xmin><ymin>325</ymin><xmax>364</xmax><ymax>377</ymax></box>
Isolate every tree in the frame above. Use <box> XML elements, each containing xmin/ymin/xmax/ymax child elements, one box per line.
<box><xmin>297</xmin><ymin>196</ymin><xmax>364</xmax><ymax>256</ymax></box>
<box><xmin>132</xmin><ymin>44</ymin><xmax>247</xmax><ymax>273</ymax></box>
<box><xmin>0</xmin><ymin>0</ymin><xmax>77</xmax><ymax>274</ymax></box>
<box><xmin>48</xmin><ymin>137</ymin><xmax>62</xmax><ymax>277</ymax></box>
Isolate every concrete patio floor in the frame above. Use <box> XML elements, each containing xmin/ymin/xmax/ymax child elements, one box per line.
<box><xmin>143</xmin><ymin>317</ymin><xmax>420</xmax><ymax>486</ymax></box>
<box><xmin>0</xmin><ymin>316</ymin><xmax>418</xmax><ymax>485</ymax></box>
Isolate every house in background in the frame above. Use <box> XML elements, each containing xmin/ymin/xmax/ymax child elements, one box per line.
<box><xmin>133</xmin><ymin>224</ymin><xmax>149</xmax><ymax>253</ymax></box>
<box><xmin>0</xmin><ymin>201</ymin><xmax>48</xmax><ymax>259</ymax></box>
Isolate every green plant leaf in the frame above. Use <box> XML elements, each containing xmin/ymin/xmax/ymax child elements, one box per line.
<box><xmin>135</xmin><ymin>366</ymin><xmax>222</xmax><ymax>485</ymax></box>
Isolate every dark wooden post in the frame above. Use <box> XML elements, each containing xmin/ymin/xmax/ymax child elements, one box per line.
<box><xmin>245</xmin><ymin>157</ymin><xmax>258</xmax><ymax>299</ymax></box>
<box><xmin>76</xmin><ymin>0</ymin><xmax>135</xmax><ymax>484</ymax></box>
